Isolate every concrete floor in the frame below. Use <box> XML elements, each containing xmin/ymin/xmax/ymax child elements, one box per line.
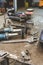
<box><xmin>0</xmin><ymin>8</ymin><xmax>43</xmax><ymax>65</ymax></box>
<box><xmin>33</xmin><ymin>8</ymin><xmax>43</xmax><ymax>32</ymax></box>
<box><xmin>0</xmin><ymin>15</ymin><xmax>4</xmax><ymax>29</ymax></box>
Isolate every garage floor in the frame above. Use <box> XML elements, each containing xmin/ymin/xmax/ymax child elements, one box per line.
<box><xmin>0</xmin><ymin>8</ymin><xmax>43</xmax><ymax>65</ymax></box>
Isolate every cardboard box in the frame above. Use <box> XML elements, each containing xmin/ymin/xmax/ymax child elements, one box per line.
<box><xmin>0</xmin><ymin>8</ymin><xmax>1</xmax><ymax>13</ymax></box>
<box><xmin>1</xmin><ymin>8</ymin><xmax>5</xmax><ymax>13</ymax></box>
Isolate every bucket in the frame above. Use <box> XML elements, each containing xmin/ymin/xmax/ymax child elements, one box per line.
<box><xmin>25</xmin><ymin>2</ymin><xmax>29</xmax><ymax>8</ymax></box>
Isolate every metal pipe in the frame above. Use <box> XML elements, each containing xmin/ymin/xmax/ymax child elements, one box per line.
<box><xmin>0</xmin><ymin>28</ymin><xmax>24</xmax><ymax>39</ymax></box>
<box><xmin>0</xmin><ymin>33</ymin><xmax>18</xmax><ymax>40</ymax></box>
<box><xmin>13</xmin><ymin>0</ymin><xmax>17</xmax><ymax>12</ymax></box>
<box><xmin>11</xmin><ymin>29</ymin><xmax>22</xmax><ymax>32</ymax></box>
<box><xmin>4</xmin><ymin>28</ymin><xmax>22</xmax><ymax>32</ymax></box>
<box><xmin>0</xmin><ymin>28</ymin><xmax>22</xmax><ymax>33</ymax></box>
<box><xmin>7</xmin><ymin>33</ymin><xmax>18</xmax><ymax>37</ymax></box>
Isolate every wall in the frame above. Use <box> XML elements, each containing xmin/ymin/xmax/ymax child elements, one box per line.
<box><xmin>0</xmin><ymin>0</ymin><xmax>6</xmax><ymax>2</ymax></box>
<box><xmin>33</xmin><ymin>0</ymin><xmax>39</xmax><ymax>2</ymax></box>
<box><xmin>17</xmin><ymin>0</ymin><xmax>24</xmax><ymax>8</ymax></box>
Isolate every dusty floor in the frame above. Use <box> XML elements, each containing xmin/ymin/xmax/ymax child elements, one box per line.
<box><xmin>0</xmin><ymin>42</ymin><xmax>43</xmax><ymax>65</ymax></box>
<box><xmin>0</xmin><ymin>8</ymin><xmax>43</xmax><ymax>65</ymax></box>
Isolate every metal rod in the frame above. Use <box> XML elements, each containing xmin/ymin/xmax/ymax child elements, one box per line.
<box><xmin>2</xmin><ymin>39</ymin><xmax>27</xmax><ymax>43</ymax></box>
<box><xmin>1</xmin><ymin>37</ymin><xmax>37</xmax><ymax>43</ymax></box>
